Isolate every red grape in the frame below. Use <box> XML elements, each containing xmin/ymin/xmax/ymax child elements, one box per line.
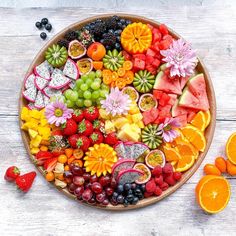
<box><xmin>82</xmin><ymin>189</ymin><xmax>93</xmax><ymax>201</ymax></box>
<box><xmin>73</xmin><ymin>176</ymin><xmax>85</xmax><ymax>186</ymax></box>
<box><xmin>91</xmin><ymin>182</ymin><xmax>103</xmax><ymax>194</ymax></box>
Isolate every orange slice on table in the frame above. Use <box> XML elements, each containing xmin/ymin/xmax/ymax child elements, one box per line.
<box><xmin>190</xmin><ymin>111</ymin><xmax>206</xmax><ymax>131</ymax></box>
<box><xmin>195</xmin><ymin>175</ymin><xmax>230</xmax><ymax>214</ymax></box>
<box><xmin>226</xmin><ymin>132</ymin><xmax>236</xmax><ymax>165</ymax></box>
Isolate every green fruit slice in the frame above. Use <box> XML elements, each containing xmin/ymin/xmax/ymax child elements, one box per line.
<box><xmin>133</xmin><ymin>70</ymin><xmax>155</xmax><ymax>93</ymax></box>
<box><xmin>103</xmin><ymin>49</ymin><xmax>124</xmax><ymax>71</ymax></box>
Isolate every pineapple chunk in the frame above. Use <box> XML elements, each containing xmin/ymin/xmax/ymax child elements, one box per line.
<box><xmin>131</xmin><ymin>113</ymin><xmax>143</xmax><ymax>123</ymax></box>
<box><xmin>128</xmin><ymin>103</ymin><xmax>140</xmax><ymax>115</ymax></box>
<box><xmin>99</xmin><ymin>108</ymin><xmax>111</xmax><ymax>120</ymax></box>
<box><xmin>113</xmin><ymin>117</ymin><xmax>129</xmax><ymax>129</ymax></box>
<box><xmin>40</xmin><ymin>118</ymin><xmax>48</xmax><ymax>126</ymax></box>
<box><xmin>38</xmin><ymin>126</ymin><xmax>51</xmax><ymax>139</ymax></box>
<box><xmin>30</xmin><ymin>147</ymin><xmax>40</xmax><ymax>154</ymax></box>
<box><xmin>137</xmin><ymin>120</ymin><xmax>144</xmax><ymax>129</ymax></box>
<box><xmin>30</xmin><ymin>109</ymin><xmax>41</xmax><ymax>120</ymax></box>
<box><xmin>117</xmin><ymin>129</ymin><xmax>140</xmax><ymax>142</ymax></box>
<box><xmin>22</xmin><ymin>121</ymin><xmax>38</xmax><ymax>131</ymax></box>
<box><xmin>130</xmin><ymin>124</ymin><xmax>141</xmax><ymax>134</ymax></box>
<box><xmin>30</xmin><ymin>135</ymin><xmax>42</xmax><ymax>148</ymax></box>
<box><xmin>105</xmin><ymin>120</ymin><xmax>115</xmax><ymax>133</ymax></box>
<box><xmin>28</xmin><ymin>129</ymin><xmax>38</xmax><ymax>139</ymax></box>
<box><xmin>21</xmin><ymin>107</ymin><xmax>30</xmax><ymax>121</ymax></box>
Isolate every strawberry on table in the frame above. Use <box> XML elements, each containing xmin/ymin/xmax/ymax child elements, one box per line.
<box><xmin>72</xmin><ymin>109</ymin><xmax>84</xmax><ymax>123</ymax></box>
<box><xmin>15</xmin><ymin>171</ymin><xmax>36</xmax><ymax>192</ymax></box>
<box><xmin>76</xmin><ymin>136</ymin><xmax>90</xmax><ymax>151</ymax></box>
<box><xmin>83</xmin><ymin>106</ymin><xmax>99</xmax><ymax>121</ymax></box>
<box><xmin>104</xmin><ymin>132</ymin><xmax>119</xmax><ymax>146</ymax></box>
<box><xmin>78</xmin><ymin>119</ymin><xmax>93</xmax><ymax>136</ymax></box>
<box><xmin>68</xmin><ymin>134</ymin><xmax>80</xmax><ymax>149</ymax></box>
<box><xmin>4</xmin><ymin>166</ymin><xmax>20</xmax><ymax>182</ymax></box>
<box><xmin>61</xmin><ymin>118</ymin><xmax>78</xmax><ymax>136</ymax></box>
<box><xmin>89</xmin><ymin>131</ymin><xmax>104</xmax><ymax>145</ymax></box>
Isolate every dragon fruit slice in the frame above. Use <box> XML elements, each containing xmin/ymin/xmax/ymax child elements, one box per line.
<box><xmin>117</xmin><ymin>169</ymin><xmax>144</xmax><ymax>185</ymax></box>
<box><xmin>126</xmin><ymin>142</ymin><xmax>149</xmax><ymax>160</ymax></box>
<box><xmin>43</xmin><ymin>95</ymin><xmax>50</xmax><ymax>106</ymax></box>
<box><xmin>34</xmin><ymin>60</ymin><xmax>52</xmax><ymax>80</ymax></box>
<box><xmin>22</xmin><ymin>86</ymin><xmax>37</xmax><ymax>102</ymax></box>
<box><xmin>34</xmin><ymin>90</ymin><xmax>45</xmax><ymax>109</ymax></box>
<box><xmin>63</xmin><ymin>58</ymin><xmax>79</xmax><ymax>80</ymax></box>
<box><xmin>49</xmin><ymin>68</ymin><xmax>71</xmax><ymax>89</ymax></box>
<box><xmin>111</xmin><ymin>159</ymin><xmax>135</xmax><ymax>180</ymax></box>
<box><xmin>24</xmin><ymin>74</ymin><xmax>35</xmax><ymax>89</ymax></box>
<box><xmin>34</xmin><ymin>76</ymin><xmax>49</xmax><ymax>90</ymax></box>
<box><xmin>69</xmin><ymin>80</ymin><xmax>76</xmax><ymax>89</ymax></box>
<box><xmin>42</xmin><ymin>86</ymin><xmax>62</xmax><ymax>98</ymax></box>
<box><xmin>27</xmin><ymin>102</ymin><xmax>38</xmax><ymax>110</ymax></box>
<box><xmin>114</xmin><ymin>142</ymin><xmax>126</xmax><ymax>158</ymax></box>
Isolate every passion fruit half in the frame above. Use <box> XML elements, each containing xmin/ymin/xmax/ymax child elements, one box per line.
<box><xmin>133</xmin><ymin>163</ymin><xmax>151</xmax><ymax>184</ymax></box>
<box><xmin>122</xmin><ymin>86</ymin><xmax>139</xmax><ymax>102</ymax></box>
<box><xmin>145</xmin><ymin>150</ymin><xmax>166</xmax><ymax>169</ymax></box>
<box><xmin>76</xmin><ymin>58</ymin><xmax>93</xmax><ymax>75</ymax></box>
<box><xmin>138</xmin><ymin>93</ymin><xmax>158</xmax><ymax>112</ymax></box>
<box><xmin>68</xmin><ymin>40</ymin><xmax>86</xmax><ymax>59</ymax></box>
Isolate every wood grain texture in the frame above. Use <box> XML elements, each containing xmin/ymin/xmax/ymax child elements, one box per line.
<box><xmin>0</xmin><ymin>1</ymin><xmax>236</xmax><ymax>235</ymax></box>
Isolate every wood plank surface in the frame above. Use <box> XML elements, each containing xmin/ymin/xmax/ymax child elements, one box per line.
<box><xmin>0</xmin><ymin>1</ymin><xmax>236</xmax><ymax>235</ymax></box>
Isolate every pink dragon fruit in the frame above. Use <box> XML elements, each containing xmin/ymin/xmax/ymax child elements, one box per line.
<box><xmin>24</xmin><ymin>74</ymin><xmax>35</xmax><ymax>89</ymax></box>
<box><xmin>114</xmin><ymin>142</ymin><xmax>126</xmax><ymax>158</ymax></box>
<box><xmin>63</xmin><ymin>58</ymin><xmax>79</xmax><ymax>80</ymax></box>
<box><xmin>43</xmin><ymin>95</ymin><xmax>50</xmax><ymax>106</ymax></box>
<box><xmin>34</xmin><ymin>76</ymin><xmax>49</xmax><ymax>90</ymax></box>
<box><xmin>22</xmin><ymin>86</ymin><xmax>37</xmax><ymax>102</ymax></box>
<box><xmin>111</xmin><ymin>159</ymin><xmax>135</xmax><ymax>180</ymax></box>
<box><xmin>42</xmin><ymin>86</ymin><xmax>62</xmax><ymax>98</ymax></box>
<box><xmin>26</xmin><ymin>102</ymin><xmax>38</xmax><ymax>110</ymax></box>
<box><xmin>34</xmin><ymin>90</ymin><xmax>45</xmax><ymax>109</ymax></box>
<box><xmin>117</xmin><ymin>169</ymin><xmax>144</xmax><ymax>185</ymax></box>
<box><xmin>48</xmin><ymin>68</ymin><xmax>71</xmax><ymax>89</ymax></box>
<box><xmin>34</xmin><ymin>60</ymin><xmax>52</xmax><ymax>80</ymax></box>
<box><xmin>69</xmin><ymin>80</ymin><xmax>76</xmax><ymax>89</ymax></box>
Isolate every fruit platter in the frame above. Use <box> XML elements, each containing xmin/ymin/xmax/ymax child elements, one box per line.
<box><xmin>19</xmin><ymin>14</ymin><xmax>216</xmax><ymax>210</ymax></box>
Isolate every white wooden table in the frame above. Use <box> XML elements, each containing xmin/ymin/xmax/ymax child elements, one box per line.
<box><xmin>0</xmin><ymin>1</ymin><xmax>236</xmax><ymax>235</ymax></box>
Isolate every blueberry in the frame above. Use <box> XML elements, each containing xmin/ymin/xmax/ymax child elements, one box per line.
<box><xmin>117</xmin><ymin>195</ymin><xmax>124</xmax><ymax>204</ymax></box>
<box><xmin>40</xmin><ymin>32</ymin><xmax>47</xmax><ymax>40</ymax></box>
<box><xmin>137</xmin><ymin>193</ymin><xmax>144</xmax><ymax>200</ymax></box>
<box><xmin>111</xmin><ymin>196</ymin><xmax>118</xmax><ymax>206</ymax></box>
<box><xmin>117</xmin><ymin>22</ymin><xmax>123</xmax><ymax>29</ymax></box>
<box><xmin>113</xmin><ymin>15</ymin><xmax>120</xmax><ymax>21</ymax></box>
<box><xmin>131</xmin><ymin>183</ymin><xmax>137</xmax><ymax>190</ymax></box>
<box><xmin>124</xmin><ymin>183</ymin><xmax>131</xmax><ymax>191</ymax></box>
<box><xmin>124</xmin><ymin>198</ymin><xmax>129</xmax><ymax>206</ymax></box>
<box><xmin>41</xmin><ymin>18</ymin><xmax>48</xmax><ymax>25</ymax></box>
<box><xmin>127</xmin><ymin>194</ymin><xmax>134</xmax><ymax>202</ymax></box>
<box><xmin>120</xmin><ymin>19</ymin><xmax>126</xmax><ymax>24</ymax></box>
<box><xmin>105</xmin><ymin>45</ymin><xmax>112</xmax><ymax>50</ymax></box>
<box><xmin>108</xmin><ymin>29</ymin><xmax>114</xmax><ymax>34</ymax></box>
<box><xmin>45</xmin><ymin>23</ymin><xmax>52</xmax><ymax>31</ymax></box>
<box><xmin>117</xmin><ymin>184</ymin><xmax>124</xmax><ymax>193</ymax></box>
<box><xmin>115</xmin><ymin>43</ymin><xmax>121</xmax><ymax>51</ymax></box>
<box><xmin>140</xmin><ymin>184</ymin><xmax>146</xmax><ymax>192</ymax></box>
<box><xmin>112</xmin><ymin>192</ymin><xmax>118</xmax><ymax>199</ymax></box>
<box><xmin>125</xmin><ymin>20</ymin><xmax>132</xmax><ymax>25</ymax></box>
<box><xmin>35</xmin><ymin>21</ymin><xmax>42</xmax><ymax>29</ymax></box>
<box><xmin>131</xmin><ymin>197</ymin><xmax>139</xmax><ymax>205</ymax></box>
<box><xmin>121</xmin><ymin>24</ymin><xmax>126</xmax><ymax>29</ymax></box>
<box><xmin>127</xmin><ymin>189</ymin><xmax>133</xmax><ymax>195</ymax></box>
<box><xmin>116</xmin><ymin>36</ymin><xmax>121</xmax><ymax>42</ymax></box>
<box><xmin>134</xmin><ymin>188</ymin><xmax>142</xmax><ymax>195</ymax></box>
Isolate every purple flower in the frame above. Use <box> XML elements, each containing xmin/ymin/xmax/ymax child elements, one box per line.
<box><xmin>101</xmin><ymin>87</ymin><xmax>132</xmax><ymax>116</ymax></box>
<box><xmin>160</xmin><ymin>38</ymin><xmax>198</xmax><ymax>77</ymax></box>
<box><xmin>158</xmin><ymin>117</ymin><xmax>181</xmax><ymax>143</ymax></box>
<box><xmin>45</xmin><ymin>100</ymin><xmax>73</xmax><ymax>126</ymax></box>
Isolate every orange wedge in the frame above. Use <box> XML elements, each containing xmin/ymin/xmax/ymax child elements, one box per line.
<box><xmin>195</xmin><ymin>175</ymin><xmax>230</xmax><ymax>214</ymax></box>
<box><xmin>162</xmin><ymin>145</ymin><xmax>180</xmax><ymax>162</ymax></box>
<box><xmin>204</xmin><ymin>110</ymin><xmax>211</xmax><ymax>129</ymax></box>
<box><xmin>181</xmin><ymin>124</ymin><xmax>206</xmax><ymax>152</ymax></box>
<box><xmin>226</xmin><ymin>132</ymin><xmax>236</xmax><ymax>165</ymax></box>
<box><xmin>191</xmin><ymin>111</ymin><xmax>206</xmax><ymax>131</ymax></box>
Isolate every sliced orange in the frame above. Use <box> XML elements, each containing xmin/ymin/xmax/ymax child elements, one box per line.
<box><xmin>111</xmin><ymin>72</ymin><xmax>118</xmax><ymax>81</ymax></box>
<box><xmin>181</xmin><ymin>124</ymin><xmax>206</xmax><ymax>152</ymax></box>
<box><xmin>123</xmin><ymin>60</ymin><xmax>133</xmax><ymax>70</ymax></box>
<box><xmin>93</xmin><ymin>61</ymin><xmax>103</xmax><ymax>70</ymax></box>
<box><xmin>226</xmin><ymin>132</ymin><xmax>236</xmax><ymax>165</ymax></box>
<box><xmin>204</xmin><ymin>110</ymin><xmax>211</xmax><ymax>129</ymax></box>
<box><xmin>190</xmin><ymin>111</ymin><xmax>206</xmax><ymax>131</ymax></box>
<box><xmin>123</xmin><ymin>71</ymin><xmax>134</xmax><ymax>84</ymax></box>
<box><xmin>195</xmin><ymin>175</ymin><xmax>230</xmax><ymax>214</ymax></box>
<box><xmin>162</xmin><ymin>144</ymin><xmax>180</xmax><ymax>162</ymax></box>
<box><xmin>115</xmin><ymin>79</ymin><xmax>126</xmax><ymax>89</ymax></box>
<box><xmin>117</xmin><ymin>67</ymin><xmax>126</xmax><ymax>77</ymax></box>
<box><xmin>176</xmin><ymin>154</ymin><xmax>195</xmax><ymax>172</ymax></box>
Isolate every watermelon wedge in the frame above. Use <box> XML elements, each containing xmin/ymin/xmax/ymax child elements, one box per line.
<box><xmin>154</xmin><ymin>71</ymin><xmax>182</xmax><ymax>95</ymax></box>
<box><xmin>179</xmin><ymin>76</ymin><xmax>189</xmax><ymax>90</ymax></box>
<box><xmin>179</xmin><ymin>87</ymin><xmax>200</xmax><ymax>110</ymax></box>
<box><xmin>172</xmin><ymin>99</ymin><xmax>190</xmax><ymax>117</ymax></box>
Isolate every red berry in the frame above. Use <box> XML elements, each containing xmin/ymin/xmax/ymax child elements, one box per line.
<box><xmin>78</xmin><ymin>119</ymin><xmax>93</xmax><ymax>137</ymax></box>
<box><xmin>144</xmin><ymin>191</ymin><xmax>153</xmax><ymax>198</ymax></box>
<box><xmin>162</xmin><ymin>163</ymin><xmax>173</xmax><ymax>174</ymax></box>
<box><xmin>164</xmin><ymin>173</ymin><xmax>176</xmax><ymax>186</ymax></box>
<box><xmin>82</xmin><ymin>188</ymin><xmax>93</xmax><ymax>201</ymax></box>
<box><xmin>154</xmin><ymin>175</ymin><xmax>164</xmax><ymax>186</ymax></box>
<box><xmin>145</xmin><ymin>179</ymin><xmax>156</xmax><ymax>193</ymax></box>
<box><xmin>72</xmin><ymin>109</ymin><xmax>84</xmax><ymax>123</ymax></box>
<box><xmin>83</xmin><ymin>106</ymin><xmax>99</xmax><ymax>121</ymax></box>
<box><xmin>76</xmin><ymin>135</ymin><xmax>90</xmax><ymax>151</ymax></box>
<box><xmin>173</xmin><ymin>172</ymin><xmax>182</xmax><ymax>181</ymax></box>
<box><xmin>151</xmin><ymin>165</ymin><xmax>162</xmax><ymax>177</ymax></box>
<box><xmin>154</xmin><ymin>186</ymin><xmax>162</xmax><ymax>196</ymax></box>
<box><xmin>89</xmin><ymin>131</ymin><xmax>104</xmax><ymax>145</ymax></box>
<box><xmin>68</xmin><ymin>134</ymin><xmax>80</xmax><ymax>149</ymax></box>
<box><xmin>91</xmin><ymin>182</ymin><xmax>103</xmax><ymax>194</ymax></box>
<box><xmin>160</xmin><ymin>182</ymin><xmax>169</xmax><ymax>191</ymax></box>
<box><xmin>99</xmin><ymin>175</ymin><xmax>111</xmax><ymax>187</ymax></box>
<box><xmin>62</xmin><ymin>118</ymin><xmax>78</xmax><ymax>136</ymax></box>
<box><xmin>15</xmin><ymin>171</ymin><xmax>36</xmax><ymax>192</ymax></box>
<box><xmin>4</xmin><ymin>166</ymin><xmax>20</xmax><ymax>182</ymax></box>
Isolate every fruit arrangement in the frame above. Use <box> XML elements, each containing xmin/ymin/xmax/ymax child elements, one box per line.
<box><xmin>20</xmin><ymin>15</ymin><xmax>213</xmax><ymax>209</ymax></box>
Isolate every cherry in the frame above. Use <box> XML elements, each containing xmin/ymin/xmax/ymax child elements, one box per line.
<box><xmin>74</xmin><ymin>186</ymin><xmax>84</xmax><ymax>197</ymax></box>
<box><xmin>99</xmin><ymin>175</ymin><xmax>111</xmax><ymax>187</ymax></box>
<box><xmin>82</xmin><ymin>189</ymin><xmax>93</xmax><ymax>201</ymax></box>
<box><xmin>73</xmin><ymin>176</ymin><xmax>85</xmax><ymax>186</ymax></box>
<box><xmin>91</xmin><ymin>182</ymin><xmax>103</xmax><ymax>194</ymax></box>
<box><xmin>90</xmin><ymin>174</ymin><xmax>98</xmax><ymax>183</ymax></box>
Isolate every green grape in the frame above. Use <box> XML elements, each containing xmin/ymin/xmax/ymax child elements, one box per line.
<box><xmin>88</xmin><ymin>71</ymin><xmax>96</xmax><ymax>80</ymax></box>
<box><xmin>101</xmin><ymin>84</ymin><xmax>110</xmax><ymax>91</ymax></box>
<box><xmin>91</xmin><ymin>81</ymin><xmax>101</xmax><ymax>90</ymax></box>
<box><xmin>95</xmin><ymin>70</ymin><xmax>102</xmax><ymax>78</ymax></box>
<box><xmin>91</xmin><ymin>90</ymin><xmax>100</xmax><ymax>100</ymax></box>
<box><xmin>81</xmin><ymin>74</ymin><xmax>89</xmax><ymax>82</ymax></box>
<box><xmin>85</xmin><ymin>78</ymin><xmax>93</xmax><ymax>86</ymax></box>
<box><xmin>76</xmin><ymin>98</ymin><xmax>84</xmax><ymax>107</ymax></box>
<box><xmin>80</xmin><ymin>83</ymin><xmax>89</xmax><ymax>91</ymax></box>
<box><xmin>64</xmin><ymin>89</ymin><xmax>73</xmax><ymax>99</ymax></box>
<box><xmin>70</xmin><ymin>91</ymin><xmax>79</xmax><ymax>102</ymax></box>
<box><xmin>66</xmin><ymin>99</ymin><xmax>75</xmax><ymax>108</ymax></box>
<box><xmin>77</xmin><ymin>89</ymin><xmax>84</xmax><ymax>98</ymax></box>
<box><xmin>50</xmin><ymin>94</ymin><xmax>65</xmax><ymax>103</ymax></box>
<box><xmin>96</xmin><ymin>97</ymin><xmax>103</xmax><ymax>106</ymax></box>
<box><xmin>94</xmin><ymin>78</ymin><xmax>102</xmax><ymax>84</ymax></box>
<box><xmin>84</xmin><ymin>99</ymin><xmax>92</xmax><ymax>107</ymax></box>
<box><xmin>100</xmin><ymin>90</ymin><xmax>109</xmax><ymax>98</ymax></box>
<box><xmin>83</xmin><ymin>90</ymin><xmax>92</xmax><ymax>99</ymax></box>
<box><xmin>76</xmin><ymin>79</ymin><xmax>84</xmax><ymax>89</ymax></box>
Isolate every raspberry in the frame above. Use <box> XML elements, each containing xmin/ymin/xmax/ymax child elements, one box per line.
<box><xmin>154</xmin><ymin>186</ymin><xmax>162</xmax><ymax>196</ymax></box>
<box><xmin>164</xmin><ymin>173</ymin><xmax>176</xmax><ymax>186</ymax></box>
<box><xmin>154</xmin><ymin>175</ymin><xmax>164</xmax><ymax>186</ymax></box>
<box><xmin>160</xmin><ymin>182</ymin><xmax>169</xmax><ymax>191</ymax></box>
<box><xmin>144</xmin><ymin>191</ymin><xmax>154</xmax><ymax>198</ymax></box>
<box><xmin>162</xmin><ymin>163</ymin><xmax>173</xmax><ymax>174</ymax></box>
<box><xmin>173</xmin><ymin>172</ymin><xmax>182</xmax><ymax>181</ymax></box>
<box><xmin>145</xmin><ymin>179</ymin><xmax>156</xmax><ymax>193</ymax></box>
<box><xmin>151</xmin><ymin>165</ymin><xmax>162</xmax><ymax>177</ymax></box>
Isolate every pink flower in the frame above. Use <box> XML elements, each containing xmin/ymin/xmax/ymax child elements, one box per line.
<box><xmin>160</xmin><ymin>38</ymin><xmax>198</xmax><ymax>77</ymax></box>
<box><xmin>101</xmin><ymin>87</ymin><xmax>131</xmax><ymax>116</ymax></box>
<box><xmin>158</xmin><ymin>117</ymin><xmax>181</xmax><ymax>143</ymax></box>
<box><xmin>45</xmin><ymin>100</ymin><xmax>73</xmax><ymax>126</ymax></box>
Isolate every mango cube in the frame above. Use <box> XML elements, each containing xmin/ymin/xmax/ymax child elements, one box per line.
<box><xmin>21</xmin><ymin>107</ymin><xmax>30</xmax><ymax>121</ymax></box>
<box><xmin>30</xmin><ymin>147</ymin><xmax>40</xmax><ymax>154</ymax></box>
<box><xmin>38</xmin><ymin>126</ymin><xmax>51</xmax><ymax>139</ymax></box>
<box><xmin>105</xmin><ymin>120</ymin><xmax>115</xmax><ymax>133</ymax></box>
<box><xmin>30</xmin><ymin>135</ymin><xmax>42</xmax><ymax>148</ymax></box>
<box><xmin>28</xmin><ymin>129</ymin><xmax>38</xmax><ymax>139</ymax></box>
<box><xmin>137</xmin><ymin>121</ymin><xmax>144</xmax><ymax>128</ymax></box>
<box><xmin>40</xmin><ymin>118</ymin><xmax>48</xmax><ymax>126</ymax></box>
<box><xmin>131</xmin><ymin>113</ymin><xmax>143</xmax><ymax>123</ymax></box>
<box><xmin>113</xmin><ymin>117</ymin><xmax>129</xmax><ymax>129</ymax></box>
<box><xmin>30</xmin><ymin>109</ymin><xmax>41</xmax><ymax>120</ymax></box>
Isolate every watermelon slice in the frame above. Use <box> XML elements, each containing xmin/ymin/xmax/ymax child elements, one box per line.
<box><xmin>142</xmin><ymin>107</ymin><xmax>159</xmax><ymax>125</ymax></box>
<box><xmin>154</xmin><ymin>71</ymin><xmax>182</xmax><ymax>95</ymax></box>
<box><xmin>179</xmin><ymin>76</ymin><xmax>189</xmax><ymax>90</ymax></box>
<box><xmin>187</xmin><ymin>74</ymin><xmax>209</xmax><ymax>111</ymax></box>
<box><xmin>175</xmin><ymin>114</ymin><xmax>187</xmax><ymax>127</ymax></box>
<box><xmin>179</xmin><ymin>87</ymin><xmax>200</xmax><ymax>110</ymax></box>
<box><xmin>172</xmin><ymin>100</ymin><xmax>190</xmax><ymax>117</ymax></box>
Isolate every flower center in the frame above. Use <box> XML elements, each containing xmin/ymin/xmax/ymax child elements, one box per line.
<box><xmin>112</xmin><ymin>100</ymin><xmax>120</xmax><ymax>108</ymax></box>
<box><xmin>54</xmin><ymin>108</ymin><xmax>63</xmax><ymax>117</ymax></box>
<box><xmin>175</xmin><ymin>53</ymin><xmax>184</xmax><ymax>62</ymax></box>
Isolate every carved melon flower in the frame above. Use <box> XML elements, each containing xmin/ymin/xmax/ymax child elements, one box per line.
<box><xmin>160</xmin><ymin>38</ymin><xmax>198</xmax><ymax>77</ymax></box>
<box><xmin>101</xmin><ymin>87</ymin><xmax>131</xmax><ymax>116</ymax></box>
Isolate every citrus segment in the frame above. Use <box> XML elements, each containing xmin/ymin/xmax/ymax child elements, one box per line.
<box><xmin>190</xmin><ymin>111</ymin><xmax>206</xmax><ymax>131</ymax></box>
<box><xmin>226</xmin><ymin>132</ymin><xmax>236</xmax><ymax>165</ymax></box>
<box><xmin>204</xmin><ymin>110</ymin><xmax>211</xmax><ymax>129</ymax></box>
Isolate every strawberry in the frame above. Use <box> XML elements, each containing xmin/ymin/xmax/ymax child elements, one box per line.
<box><xmin>76</xmin><ymin>136</ymin><xmax>90</xmax><ymax>151</ymax></box>
<box><xmin>83</xmin><ymin>106</ymin><xmax>99</xmax><ymax>121</ymax></box>
<box><xmin>4</xmin><ymin>166</ymin><xmax>20</xmax><ymax>182</ymax></box>
<box><xmin>89</xmin><ymin>131</ymin><xmax>104</xmax><ymax>145</ymax></box>
<box><xmin>68</xmin><ymin>134</ymin><xmax>80</xmax><ymax>148</ymax></box>
<box><xmin>93</xmin><ymin>119</ymin><xmax>104</xmax><ymax>132</ymax></box>
<box><xmin>72</xmin><ymin>109</ymin><xmax>84</xmax><ymax>123</ymax></box>
<box><xmin>43</xmin><ymin>157</ymin><xmax>58</xmax><ymax>172</ymax></box>
<box><xmin>35</xmin><ymin>151</ymin><xmax>53</xmax><ymax>165</ymax></box>
<box><xmin>15</xmin><ymin>171</ymin><xmax>36</xmax><ymax>192</ymax></box>
<box><xmin>62</xmin><ymin>118</ymin><xmax>78</xmax><ymax>136</ymax></box>
<box><xmin>78</xmin><ymin>119</ymin><xmax>93</xmax><ymax>136</ymax></box>
<box><xmin>104</xmin><ymin>132</ymin><xmax>119</xmax><ymax>146</ymax></box>
<box><xmin>51</xmin><ymin>130</ymin><xmax>63</xmax><ymax>136</ymax></box>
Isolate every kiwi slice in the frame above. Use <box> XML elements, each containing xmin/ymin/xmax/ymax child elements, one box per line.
<box><xmin>103</xmin><ymin>49</ymin><xmax>124</xmax><ymax>71</ymax></box>
<box><xmin>45</xmin><ymin>44</ymin><xmax>68</xmax><ymax>68</ymax></box>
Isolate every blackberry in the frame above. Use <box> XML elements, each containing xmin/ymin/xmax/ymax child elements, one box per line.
<box><xmin>64</xmin><ymin>30</ymin><xmax>78</xmax><ymax>41</ymax></box>
<box><xmin>105</xmin><ymin>16</ymin><xmax>118</xmax><ymax>30</ymax></box>
<box><xmin>90</xmin><ymin>19</ymin><xmax>106</xmax><ymax>38</ymax></box>
<box><xmin>57</xmin><ymin>39</ymin><xmax>69</xmax><ymax>49</ymax></box>
<box><xmin>103</xmin><ymin>32</ymin><xmax>116</xmax><ymax>47</ymax></box>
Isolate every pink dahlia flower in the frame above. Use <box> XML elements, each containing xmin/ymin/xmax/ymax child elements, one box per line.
<box><xmin>45</xmin><ymin>100</ymin><xmax>73</xmax><ymax>126</ymax></box>
<box><xmin>101</xmin><ymin>87</ymin><xmax>131</xmax><ymax>116</ymax></box>
<box><xmin>160</xmin><ymin>38</ymin><xmax>198</xmax><ymax>77</ymax></box>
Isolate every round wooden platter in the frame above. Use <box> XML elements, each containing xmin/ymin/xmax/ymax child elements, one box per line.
<box><xmin>19</xmin><ymin>14</ymin><xmax>216</xmax><ymax>211</ymax></box>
